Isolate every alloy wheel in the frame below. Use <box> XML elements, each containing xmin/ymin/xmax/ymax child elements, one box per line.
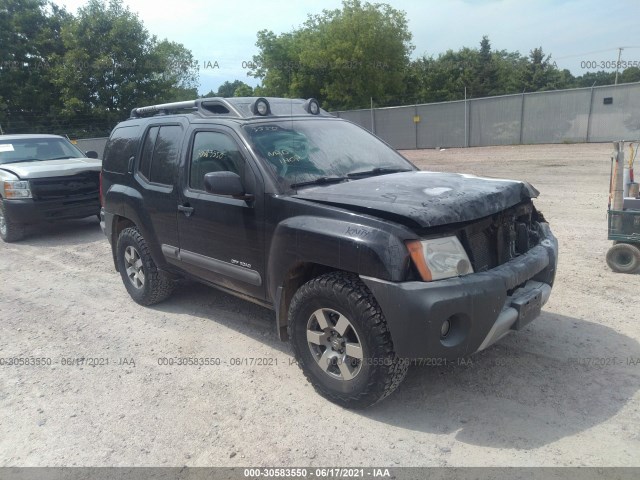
<box><xmin>124</xmin><ymin>245</ymin><xmax>145</xmax><ymax>289</ymax></box>
<box><xmin>306</xmin><ymin>308</ymin><xmax>363</xmax><ymax>381</ymax></box>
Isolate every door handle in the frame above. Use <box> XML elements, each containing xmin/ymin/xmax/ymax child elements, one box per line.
<box><xmin>178</xmin><ymin>204</ymin><xmax>194</xmax><ymax>217</ymax></box>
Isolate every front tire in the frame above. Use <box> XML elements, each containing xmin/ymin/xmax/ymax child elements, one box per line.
<box><xmin>0</xmin><ymin>198</ymin><xmax>25</xmax><ymax>243</ymax></box>
<box><xmin>116</xmin><ymin>226</ymin><xmax>174</xmax><ymax>305</ymax></box>
<box><xmin>606</xmin><ymin>243</ymin><xmax>640</xmax><ymax>273</ymax></box>
<box><xmin>288</xmin><ymin>272</ymin><xmax>408</xmax><ymax>408</ymax></box>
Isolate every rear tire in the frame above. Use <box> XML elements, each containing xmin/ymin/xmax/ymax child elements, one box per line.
<box><xmin>288</xmin><ymin>271</ymin><xmax>408</xmax><ymax>408</ymax></box>
<box><xmin>606</xmin><ymin>243</ymin><xmax>640</xmax><ymax>273</ymax></box>
<box><xmin>116</xmin><ymin>226</ymin><xmax>174</xmax><ymax>305</ymax></box>
<box><xmin>0</xmin><ymin>198</ymin><xmax>25</xmax><ymax>243</ymax></box>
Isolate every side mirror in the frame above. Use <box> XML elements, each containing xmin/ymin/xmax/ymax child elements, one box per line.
<box><xmin>86</xmin><ymin>150</ymin><xmax>99</xmax><ymax>159</ymax></box>
<box><xmin>204</xmin><ymin>171</ymin><xmax>252</xmax><ymax>200</ymax></box>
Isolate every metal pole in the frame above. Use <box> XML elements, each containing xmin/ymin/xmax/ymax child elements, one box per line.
<box><xmin>370</xmin><ymin>97</ymin><xmax>375</xmax><ymax>134</ymax></box>
<box><xmin>519</xmin><ymin>89</ymin><xmax>526</xmax><ymax>144</ymax></box>
<box><xmin>615</xmin><ymin>47</ymin><xmax>623</xmax><ymax>85</ymax></box>
<box><xmin>414</xmin><ymin>103</ymin><xmax>418</xmax><ymax>150</ymax></box>
<box><xmin>586</xmin><ymin>82</ymin><xmax>596</xmax><ymax>142</ymax></box>
<box><xmin>464</xmin><ymin>87</ymin><xmax>468</xmax><ymax>147</ymax></box>
<box><xmin>613</xmin><ymin>141</ymin><xmax>625</xmax><ymax>211</ymax></box>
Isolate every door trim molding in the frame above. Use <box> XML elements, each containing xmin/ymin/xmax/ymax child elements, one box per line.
<box><xmin>162</xmin><ymin>244</ymin><xmax>262</xmax><ymax>286</ymax></box>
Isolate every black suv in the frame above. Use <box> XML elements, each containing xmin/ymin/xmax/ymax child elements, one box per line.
<box><xmin>101</xmin><ymin>97</ymin><xmax>558</xmax><ymax>408</ymax></box>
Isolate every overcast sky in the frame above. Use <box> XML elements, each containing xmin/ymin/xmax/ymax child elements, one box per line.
<box><xmin>51</xmin><ymin>0</ymin><xmax>640</xmax><ymax>95</ymax></box>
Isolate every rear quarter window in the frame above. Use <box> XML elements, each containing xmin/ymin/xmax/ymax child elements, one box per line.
<box><xmin>103</xmin><ymin>125</ymin><xmax>141</xmax><ymax>173</ymax></box>
<box><xmin>136</xmin><ymin>125</ymin><xmax>183</xmax><ymax>186</ymax></box>
<box><xmin>149</xmin><ymin>125</ymin><xmax>182</xmax><ymax>185</ymax></box>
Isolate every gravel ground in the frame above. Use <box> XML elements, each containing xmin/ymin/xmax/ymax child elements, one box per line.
<box><xmin>0</xmin><ymin>143</ymin><xmax>638</xmax><ymax>467</ymax></box>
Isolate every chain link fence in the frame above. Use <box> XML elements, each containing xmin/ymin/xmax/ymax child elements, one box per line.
<box><xmin>334</xmin><ymin>82</ymin><xmax>640</xmax><ymax>149</ymax></box>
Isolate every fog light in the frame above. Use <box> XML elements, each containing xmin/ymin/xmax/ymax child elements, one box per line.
<box><xmin>304</xmin><ymin>98</ymin><xmax>320</xmax><ymax>115</ymax></box>
<box><xmin>456</xmin><ymin>258</ymin><xmax>471</xmax><ymax>275</ymax></box>
<box><xmin>440</xmin><ymin>319</ymin><xmax>451</xmax><ymax>338</ymax></box>
<box><xmin>251</xmin><ymin>97</ymin><xmax>271</xmax><ymax>116</ymax></box>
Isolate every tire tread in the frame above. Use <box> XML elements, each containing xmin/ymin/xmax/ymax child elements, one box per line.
<box><xmin>606</xmin><ymin>242</ymin><xmax>640</xmax><ymax>274</ymax></box>
<box><xmin>0</xmin><ymin>198</ymin><xmax>25</xmax><ymax>242</ymax></box>
<box><xmin>117</xmin><ymin>227</ymin><xmax>174</xmax><ymax>305</ymax></box>
<box><xmin>287</xmin><ymin>271</ymin><xmax>408</xmax><ymax>408</ymax></box>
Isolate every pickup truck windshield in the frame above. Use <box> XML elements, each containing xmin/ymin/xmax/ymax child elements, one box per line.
<box><xmin>0</xmin><ymin>138</ymin><xmax>86</xmax><ymax>165</ymax></box>
<box><xmin>244</xmin><ymin>120</ymin><xmax>415</xmax><ymax>187</ymax></box>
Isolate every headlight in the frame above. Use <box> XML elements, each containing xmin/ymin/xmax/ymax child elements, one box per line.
<box><xmin>4</xmin><ymin>180</ymin><xmax>32</xmax><ymax>199</ymax></box>
<box><xmin>406</xmin><ymin>236</ymin><xmax>473</xmax><ymax>281</ymax></box>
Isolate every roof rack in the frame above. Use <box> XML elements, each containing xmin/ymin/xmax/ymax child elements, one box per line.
<box><xmin>129</xmin><ymin>97</ymin><xmax>328</xmax><ymax>120</ymax></box>
<box><xmin>129</xmin><ymin>98</ymin><xmax>243</xmax><ymax>119</ymax></box>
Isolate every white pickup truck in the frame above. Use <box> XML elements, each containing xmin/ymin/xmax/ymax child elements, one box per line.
<box><xmin>0</xmin><ymin>134</ymin><xmax>102</xmax><ymax>242</ymax></box>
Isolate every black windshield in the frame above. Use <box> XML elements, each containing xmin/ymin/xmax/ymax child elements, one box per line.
<box><xmin>244</xmin><ymin>119</ymin><xmax>415</xmax><ymax>188</ymax></box>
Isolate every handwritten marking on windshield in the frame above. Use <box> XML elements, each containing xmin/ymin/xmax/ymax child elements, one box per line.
<box><xmin>252</xmin><ymin>126</ymin><xmax>279</xmax><ymax>133</ymax></box>
<box><xmin>198</xmin><ymin>150</ymin><xmax>226</xmax><ymax>159</ymax></box>
<box><xmin>268</xmin><ymin>150</ymin><xmax>301</xmax><ymax>163</ymax></box>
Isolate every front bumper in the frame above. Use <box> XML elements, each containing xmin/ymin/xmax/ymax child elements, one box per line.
<box><xmin>3</xmin><ymin>195</ymin><xmax>100</xmax><ymax>224</ymax></box>
<box><xmin>361</xmin><ymin>223</ymin><xmax>558</xmax><ymax>360</ymax></box>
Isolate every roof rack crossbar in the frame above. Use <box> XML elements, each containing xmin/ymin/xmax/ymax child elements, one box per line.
<box><xmin>130</xmin><ymin>98</ymin><xmax>245</xmax><ymax>119</ymax></box>
<box><xmin>130</xmin><ymin>100</ymin><xmax>198</xmax><ymax>118</ymax></box>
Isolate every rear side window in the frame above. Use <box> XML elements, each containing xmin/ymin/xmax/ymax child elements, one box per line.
<box><xmin>150</xmin><ymin>126</ymin><xmax>182</xmax><ymax>185</ymax></box>
<box><xmin>103</xmin><ymin>125</ymin><xmax>140</xmax><ymax>173</ymax></box>
<box><xmin>138</xmin><ymin>127</ymin><xmax>159</xmax><ymax>180</ymax></box>
<box><xmin>137</xmin><ymin>125</ymin><xmax>182</xmax><ymax>186</ymax></box>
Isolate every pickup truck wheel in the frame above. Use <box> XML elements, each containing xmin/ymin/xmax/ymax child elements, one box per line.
<box><xmin>606</xmin><ymin>243</ymin><xmax>640</xmax><ymax>273</ymax></box>
<box><xmin>288</xmin><ymin>272</ymin><xmax>408</xmax><ymax>408</ymax></box>
<box><xmin>116</xmin><ymin>227</ymin><xmax>174</xmax><ymax>305</ymax></box>
<box><xmin>0</xmin><ymin>198</ymin><xmax>25</xmax><ymax>242</ymax></box>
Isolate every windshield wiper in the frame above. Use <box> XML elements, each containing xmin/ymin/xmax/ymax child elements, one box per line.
<box><xmin>347</xmin><ymin>167</ymin><xmax>413</xmax><ymax>178</ymax></box>
<box><xmin>290</xmin><ymin>176</ymin><xmax>349</xmax><ymax>188</ymax></box>
<box><xmin>48</xmin><ymin>156</ymin><xmax>76</xmax><ymax>160</ymax></box>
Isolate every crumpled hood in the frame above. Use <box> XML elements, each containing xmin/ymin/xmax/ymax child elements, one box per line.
<box><xmin>293</xmin><ymin>171</ymin><xmax>539</xmax><ymax>228</ymax></box>
<box><xmin>0</xmin><ymin>158</ymin><xmax>102</xmax><ymax>179</ymax></box>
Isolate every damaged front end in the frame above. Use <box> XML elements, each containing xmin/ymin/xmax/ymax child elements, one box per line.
<box><xmin>410</xmin><ymin>200</ymin><xmax>550</xmax><ymax>277</ymax></box>
<box><xmin>361</xmin><ymin>215</ymin><xmax>558</xmax><ymax>360</ymax></box>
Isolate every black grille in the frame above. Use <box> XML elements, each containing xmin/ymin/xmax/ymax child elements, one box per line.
<box><xmin>30</xmin><ymin>172</ymin><xmax>99</xmax><ymax>201</ymax></box>
<box><xmin>461</xmin><ymin>202</ymin><xmax>538</xmax><ymax>272</ymax></box>
<box><xmin>467</xmin><ymin>229</ymin><xmax>494</xmax><ymax>271</ymax></box>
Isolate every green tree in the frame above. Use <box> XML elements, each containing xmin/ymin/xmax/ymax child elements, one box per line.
<box><xmin>214</xmin><ymin>80</ymin><xmax>252</xmax><ymax>97</ymax></box>
<box><xmin>572</xmin><ymin>70</ymin><xmax>614</xmax><ymax>87</ymax></box>
<box><xmin>53</xmin><ymin>0</ymin><xmax>198</xmax><ymax>137</ymax></box>
<box><xmin>492</xmin><ymin>49</ymin><xmax>529</xmax><ymax>94</ymax></box>
<box><xmin>619</xmin><ymin>67</ymin><xmax>640</xmax><ymax>83</ymax></box>
<box><xmin>474</xmin><ymin>35</ymin><xmax>499</xmax><ymax>97</ymax></box>
<box><xmin>249</xmin><ymin>0</ymin><xmax>414</xmax><ymax>110</ymax></box>
<box><xmin>149</xmin><ymin>40</ymin><xmax>199</xmax><ymax>102</ymax></box>
<box><xmin>407</xmin><ymin>48</ymin><xmax>479</xmax><ymax>102</ymax></box>
<box><xmin>521</xmin><ymin>47</ymin><xmax>572</xmax><ymax>91</ymax></box>
<box><xmin>407</xmin><ymin>39</ymin><xmax>580</xmax><ymax>103</ymax></box>
<box><xmin>0</xmin><ymin>0</ymin><xmax>70</xmax><ymax>133</ymax></box>
<box><xmin>233</xmin><ymin>83</ymin><xmax>254</xmax><ymax>97</ymax></box>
